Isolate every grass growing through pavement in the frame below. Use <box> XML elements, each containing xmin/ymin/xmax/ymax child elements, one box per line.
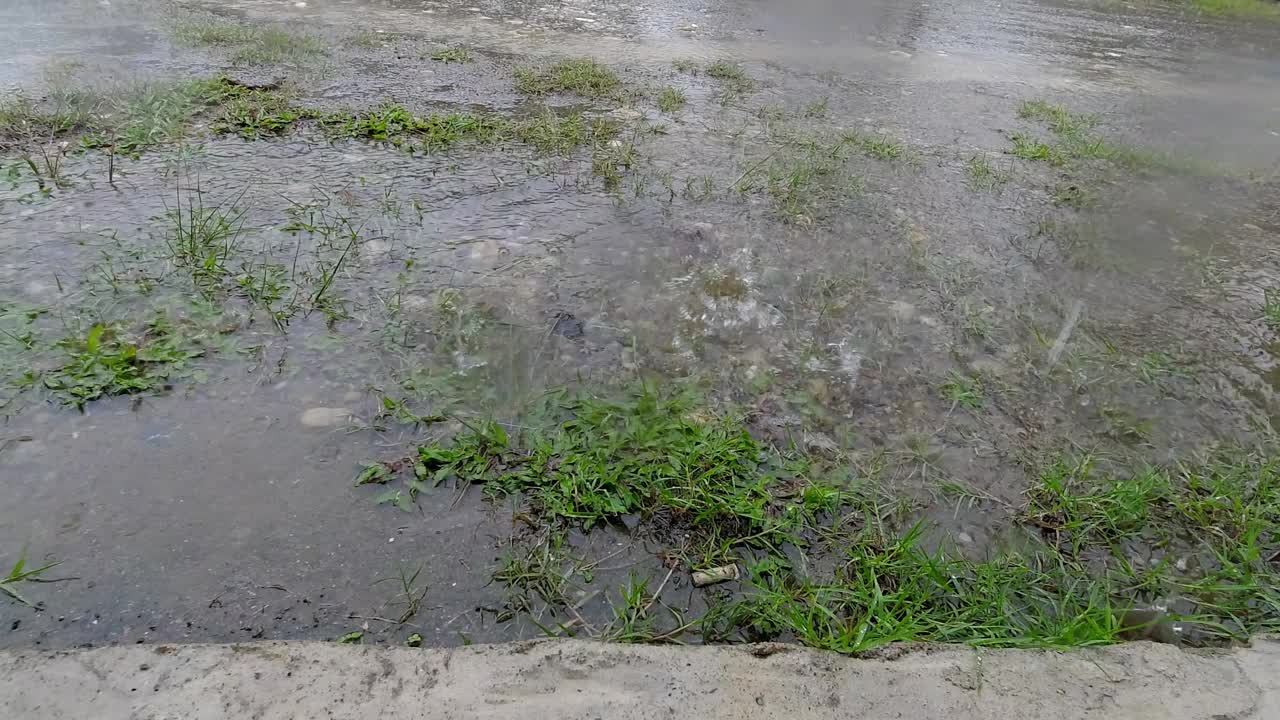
<box><xmin>514</xmin><ymin>59</ymin><xmax>622</xmax><ymax>99</ymax></box>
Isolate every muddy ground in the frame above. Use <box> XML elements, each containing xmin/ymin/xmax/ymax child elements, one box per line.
<box><xmin>1</xmin><ymin>0</ymin><xmax>1279</xmax><ymax>650</ymax></box>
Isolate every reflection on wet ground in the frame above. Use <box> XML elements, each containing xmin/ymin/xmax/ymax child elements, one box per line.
<box><xmin>2</xmin><ymin>0</ymin><xmax>1279</xmax><ymax>648</ymax></box>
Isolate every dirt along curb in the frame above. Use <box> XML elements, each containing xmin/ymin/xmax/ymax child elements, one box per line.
<box><xmin>2</xmin><ymin>638</ymin><xmax>1278</xmax><ymax>719</ymax></box>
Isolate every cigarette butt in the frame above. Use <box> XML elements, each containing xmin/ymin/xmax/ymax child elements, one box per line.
<box><xmin>692</xmin><ymin>564</ymin><xmax>739</xmax><ymax>587</ymax></box>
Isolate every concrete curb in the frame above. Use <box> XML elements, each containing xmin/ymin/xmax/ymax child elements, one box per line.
<box><xmin>2</xmin><ymin>638</ymin><xmax>1278</xmax><ymax>719</ymax></box>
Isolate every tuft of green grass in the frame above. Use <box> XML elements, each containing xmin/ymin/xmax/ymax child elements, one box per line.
<box><xmin>166</xmin><ymin>184</ymin><xmax>247</xmax><ymax>289</ymax></box>
<box><xmin>42</xmin><ymin>319</ymin><xmax>206</xmax><ymax>408</ymax></box>
<box><xmin>802</xmin><ymin>97</ymin><xmax>829</xmax><ymax>118</ymax></box>
<box><xmin>940</xmin><ymin>371</ymin><xmax>984</xmax><ymax>410</ymax></box>
<box><xmin>740</xmin><ymin>139</ymin><xmax>852</xmax><ymax>220</ymax></box>
<box><xmin>205</xmin><ymin>81</ymin><xmax>304</xmax><ymax>139</ymax></box>
<box><xmin>363</xmin><ymin>387</ymin><xmax>846</xmax><ymax>565</ymax></box>
<box><xmin>1009</xmin><ymin>132</ymin><xmax>1066</xmax><ymax>165</ymax></box>
<box><xmin>705</xmin><ymin>61</ymin><xmax>755</xmax><ymax>99</ymax></box>
<box><xmin>175</xmin><ymin>20</ymin><xmax>326</xmax><ymax>65</ymax></box>
<box><xmin>1014</xmin><ymin>99</ymin><xmax>1213</xmax><ymax>176</ymax></box>
<box><xmin>2</xmin><ymin>552</ymin><xmax>58</xmax><ymax>607</ymax></box>
<box><xmin>592</xmin><ymin>139</ymin><xmax>639</xmax><ymax>189</ymax></box>
<box><xmin>704</xmin><ymin>451</ymin><xmax>1280</xmax><ymax>651</ymax></box>
<box><xmin>322</xmin><ymin>104</ymin><xmax>616</xmax><ymax>156</ymax></box>
<box><xmin>428</xmin><ymin>46</ymin><xmax>474</xmax><ymax>64</ymax></box>
<box><xmin>1134</xmin><ymin>351</ymin><xmax>1186</xmax><ymax>386</ymax></box>
<box><xmin>842</xmin><ymin>131</ymin><xmax>905</xmax><ymax>161</ymax></box>
<box><xmin>1</xmin><ymin>76</ymin><xmax>301</xmax><ymax>155</ymax></box>
<box><xmin>965</xmin><ymin>154</ymin><xmax>1009</xmax><ymax>189</ymax></box>
<box><xmin>1186</xmin><ymin>0</ymin><xmax>1280</xmax><ymax>16</ymax></box>
<box><xmin>346</xmin><ymin>30</ymin><xmax>383</xmax><ymax>49</ymax></box>
<box><xmin>514</xmin><ymin>110</ymin><xmax>618</xmax><ymax>155</ymax></box>
<box><xmin>656</xmin><ymin>86</ymin><xmax>686</xmax><ymax>114</ymax></box>
<box><xmin>0</xmin><ymin>92</ymin><xmax>96</xmax><ymax>149</ymax></box>
<box><xmin>513</xmin><ymin>58</ymin><xmax>622</xmax><ymax>99</ymax></box>
<box><xmin>672</xmin><ymin>58</ymin><xmax>699</xmax><ymax>74</ymax></box>
<box><xmin>173</xmin><ymin>20</ymin><xmax>258</xmax><ymax>45</ymax></box>
<box><xmin>1018</xmin><ymin>100</ymin><xmax>1099</xmax><ymax>140</ymax></box>
<box><xmin>1264</xmin><ymin>288</ymin><xmax>1280</xmax><ymax>328</ymax></box>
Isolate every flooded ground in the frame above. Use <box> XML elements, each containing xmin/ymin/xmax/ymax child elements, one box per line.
<box><xmin>2</xmin><ymin>0</ymin><xmax>1279</xmax><ymax>650</ymax></box>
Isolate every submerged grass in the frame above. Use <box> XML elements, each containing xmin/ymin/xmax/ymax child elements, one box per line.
<box><xmin>428</xmin><ymin>47</ymin><xmax>474</xmax><ymax>64</ymax></box>
<box><xmin>174</xmin><ymin>19</ymin><xmax>326</xmax><ymax>65</ymax></box>
<box><xmin>1</xmin><ymin>76</ymin><xmax>300</xmax><ymax>154</ymax></box>
<box><xmin>1013</xmin><ymin>99</ymin><xmax>1215</xmax><ymax>175</ymax></box>
<box><xmin>705</xmin><ymin>61</ymin><xmax>755</xmax><ymax>100</ymax></box>
<box><xmin>322</xmin><ymin>104</ymin><xmax>619</xmax><ymax>157</ymax></box>
<box><xmin>514</xmin><ymin>59</ymin><xmax>622</xmax><ymax>99</ymax></box>
<box><xmin>1186</xmin><ymin>0</ymin><xmax>1280</xmax><ymax>15</ymax></box>
<box><xmin>41</xmin><ymin>318</ymin><xmax>207</xmax><ymax>408</ymax></box>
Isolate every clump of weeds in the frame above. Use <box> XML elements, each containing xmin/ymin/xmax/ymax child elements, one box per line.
<box><xmin>705</xmin><ymin>61</ymin><xmax>755</xmax><ymax>101</ymax></box>
<box><xmin>1014</xmin><ymin>99</ymin><xmax>1210</xmax><ymax>176</ymax></box>
<box><xmin>1263</xmin><ymin>288</ymin><xmax>1280</xmax><ymax>328</ymax></box>
<box><xmin>841</xmin><ymin>131</ymin><xmax>906</xmax><ymax>161</ymax></box>
<box><xmin>429</xmin><ymin>47</ymin><xmax>474</xmax><ymax>64</ymax></box>
<box><xmin>514</xmin><ymin>110</ymin><xmax>618</xmax><ymax>155</ymax></box>
<box><xmin>42</xmin><ymin>318</ymin><xmax>207</xmax><ymax>408</ymax></box>
<box><xmin>672</xmin><ymin>58</ymin><xmax>700</xmax><ymax>74</ymax></box>
<box><xmin>346</xmin><ymin>30</ymin><xmax>383</xmax><ymax>49</ymax></box>
<box><xmin>1187</xmin><ymin>0</ymin><xmax>1280</xmax><ymax>15</ymax></box>
<box><xmin>166</xmin><ymin>183</ymin><xmax>247</xmax><ymax>291</ymax></box>
<box><xmin>965</xmin><ymin>153</ymin><xmax>1010</xmax><ymax>189</ymax></box>
<box><xmin>1018</xmin><ymin>100</ymin><xmax>1099</xmax><ymax>141</ymax></box>
<box><xmin>1025</xmin><ymin>453</ymin><xmax>1280</xmax><ymax>641</ymax></box>
<box><xmin>656</xmin><ymin>86</ymin><xmax>686</xmax><ymax>114</ymax></box>
<box><xmin>514</xmin><ymin>58</ymin><xmax>622</xmax><ymax>99</ymax></box>
<box><xmin>735</xmin><ymin>136</ymin><xmax>861</xmax><ymax>221</ymax></box>
<box><xmin>592</xmin><ymin>137</ymin><xmax>639</xmax><ymax>190</ymax></box>
<box><xmin>323</xmin><ymin>105</ymin><xmax>616</xmax><ymax>156</ymax></box>
<box><xmin>802</xmin><ymin>97</ymin><xmax>830</xmax><ymax>118</ymax></box>
<box><xmin>174</xmin><ymin>19</ymin><xmax>326</xmax><ymax>66</ymax></box>
<box><xmin>940</xmin><ymin>371</ymin><xmax>985</xmax><ymax>410</ymax></box>
<box><xmin>205</xmin><ymin>80</ymin><xmax>305</xmax><ymax>139</ymax></box>
<box><xmin>1009</xmin><ymin>132</ymin><xmax>1066</xmax><ymax>165</ymax></box>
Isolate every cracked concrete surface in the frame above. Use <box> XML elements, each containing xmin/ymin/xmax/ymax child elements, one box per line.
<box><xmin>2</xmin><ymin>638</ymin><xmax>1278</xmax><ymax>719</ymax></box>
